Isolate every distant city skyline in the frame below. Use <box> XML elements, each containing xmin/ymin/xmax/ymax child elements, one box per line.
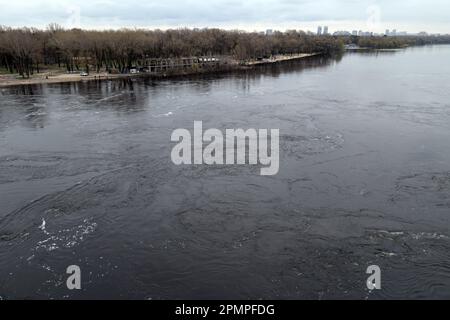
<box><xmin>0</xmin><ymin>0</ymin><xmax>449</xmax><ymax>34</ymax></box>
<box><xmin>313</xmin><ymin>26</ymin><xmax>436</xmax><ymax>37</ymax></box>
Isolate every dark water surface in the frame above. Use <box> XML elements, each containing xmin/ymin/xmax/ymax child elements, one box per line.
<box><xmin>1</xmin><ymin>45</ymin><xmax>450</xmax><ymax>299</ymax></box>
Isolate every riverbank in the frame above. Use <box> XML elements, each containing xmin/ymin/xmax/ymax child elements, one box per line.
<box><xmin>0</xmin><ymin>72</ymin><xmax>120</xmax><ymax>88</ymax></box>
<box><xmin>0</xmin><ymin>53</ymin><xmax>320</xmax><ymax>88</ymax></box>
<box><xmin>345</xmin><ymin>47</ymin><xmax>407</xmax><ymax>52</ymax></box>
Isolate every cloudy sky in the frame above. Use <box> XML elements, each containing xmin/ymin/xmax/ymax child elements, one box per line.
<box><xmin>0</xmin><ymin>0</ymin><xmax>448</xmax><ymax>34</ymax></box>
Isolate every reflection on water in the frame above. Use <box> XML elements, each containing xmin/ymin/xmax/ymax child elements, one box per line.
<box><xmin>1</xmin><ymin>47</ymin><xmax>450</xmax><ymax>299</ymax></box>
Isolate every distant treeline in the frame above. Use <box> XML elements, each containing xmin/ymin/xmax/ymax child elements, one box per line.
<box><xmin>0</xmin><ymin>25</ymin><xmax>344</xmax><ymax>78</ymax></box>
<box><xmin>345</xmin><ymin>35</ymin><xmax>450</xmax><ymax>49</ymax></box>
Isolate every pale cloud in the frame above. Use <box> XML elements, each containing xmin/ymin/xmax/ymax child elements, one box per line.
<box><xmin>0</xmin><ymin>0</ymin><xmax>448</xmax><ymax>33</ymax></box>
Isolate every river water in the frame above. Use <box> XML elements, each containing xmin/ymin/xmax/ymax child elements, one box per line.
<box><xmin>1</xmin><ymin>45</ymin><xmax>450</xmax><ymax>299</ymax></box>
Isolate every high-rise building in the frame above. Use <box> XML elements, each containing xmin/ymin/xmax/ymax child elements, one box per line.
<box><xmin>352</xmin><ymin>30</ymin><xmax>358</xmax><ymax>36</ymax></box>
<box><xmin>392</xmin><ymin>29</ymin><xmax>397</xmax><ymax>36</ymax></box>
<box><xmin>385</xmin><ymin>29</ymin><xmax>390</xmax><ymax>36</ymax></box>
<box><xmin>266</xmin><ymin>29</ymin><xmax>273</xmax><ymax>36</ymax></box>
<box><xmin>323</xmin><ymin>26</ymin><xmax>328</xmax><ymax>35</ymax></box>
<box><xmin>317</xmin><ymin>26</ymin><xmax>322</xmax><ymax>35</ymax></box>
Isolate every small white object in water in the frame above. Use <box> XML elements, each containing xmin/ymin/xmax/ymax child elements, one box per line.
<box><xmin>39</xmin><ymin>218</ymin><xmax>46</xmax><ymax>231</ymax></box>
<box><xmin>155</xmin><ymin>111</ymin><xmax>173</xmax><ymax>117</ymax></box>
<box><xmin>39</xmin><ymin>218</ymin><xmax>50</xmax><ymax>235</ymax></box>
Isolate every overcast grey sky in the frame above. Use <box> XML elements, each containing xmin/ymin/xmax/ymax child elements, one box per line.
<box><xmin>0</xmin><ymin>0</ymin><xmax>448</xmax><ymax>33</ymax></box>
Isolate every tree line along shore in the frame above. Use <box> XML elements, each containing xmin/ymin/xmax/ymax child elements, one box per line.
<box><xmin>1</xmin><ymin>25</ymin><xmax>450</xmax><ymax>86</ymax></box>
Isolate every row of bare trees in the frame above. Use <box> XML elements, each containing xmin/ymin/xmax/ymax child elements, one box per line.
<box><xmin>0</xmin><ymin>25</ymin><xmax>344</xmax><ymax>78</ymax></box>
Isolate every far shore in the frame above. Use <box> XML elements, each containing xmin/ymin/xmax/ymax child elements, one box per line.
<box><xmin>345</xmin><ymin>47</ymin><xmax>406</xmax><ymax>52</ymax></box>
<box><xmin>0</xmin><ymin>53</ymin><xmax>320</xmax><ymax>88</ymax></box>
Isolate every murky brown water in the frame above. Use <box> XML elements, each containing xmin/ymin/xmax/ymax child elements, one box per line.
<box><xmin>1</xmin><ymin>46</ymin><xmax>450</xmax><ymax>299</ymax></box>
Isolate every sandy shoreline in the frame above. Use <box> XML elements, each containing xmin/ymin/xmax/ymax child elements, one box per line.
<box><xmin>0</xmin><ymin>53</ymin><xmax>320</xmax><ymax>88</ymax></box>
<box><xmin>0</xmin><ymin>72</ymin><xmax>144</xmax><ymax>88</ymax></box>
